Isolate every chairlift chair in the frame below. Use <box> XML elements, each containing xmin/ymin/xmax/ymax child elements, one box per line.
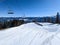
<box><xmin>8</xmin><ymin>10</ymin><xmax>14</xmax><ymax>14</ymax></box>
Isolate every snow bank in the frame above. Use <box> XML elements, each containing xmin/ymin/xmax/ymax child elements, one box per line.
<box><xmin>0</xmin><ymin>23</ymin><xmax>60</xmax><ymax>45</ymax></box>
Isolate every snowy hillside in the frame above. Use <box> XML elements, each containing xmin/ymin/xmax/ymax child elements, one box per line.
<box><xmin>0</xmin><ymin>23</ymin><xmax>60</xmax><ymax>45</ymax></box>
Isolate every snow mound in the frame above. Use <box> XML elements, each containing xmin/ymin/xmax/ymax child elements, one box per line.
<box><xmin>0</xmin><ymin>23</ymin><xmax>60</xmax><ymax>45</ymax></box>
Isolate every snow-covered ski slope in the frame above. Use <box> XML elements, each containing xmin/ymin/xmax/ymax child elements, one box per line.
<box><xmin>0</xmin><ymin>22</ymin><xmax>60</xmax><ymax>45</ymax></box>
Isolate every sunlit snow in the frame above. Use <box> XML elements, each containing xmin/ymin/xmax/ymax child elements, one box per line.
<box><xmin>0</xmin><ymin>23</ymin><xmax>60</xmax><ymax>45</ymax></box>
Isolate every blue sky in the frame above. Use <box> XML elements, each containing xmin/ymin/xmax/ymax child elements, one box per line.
<box><xmin>0</xmin><ymin>0</ymin><xmax>60</xmax><ymax>17</ymax></box>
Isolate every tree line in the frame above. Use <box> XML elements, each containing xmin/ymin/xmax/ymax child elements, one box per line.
<box><xmin>33</xmin><ymin>12</ymin><xmax>60</xmax><ymax>24</ymax></box>
<box><xmin>0</xmin><ymin>20</ymin><xmax>24</xmax><ymax>30</ymax></box>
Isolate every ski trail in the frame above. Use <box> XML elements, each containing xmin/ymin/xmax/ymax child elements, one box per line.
<box><xmin>41</xmin><ymin>35</ymin><xmax>54</xmax><ymax>45</ymax></box>
<box><xmin>29</xmin><ymin>32</ymin><xmax>41</xmax><ymax>45</ymax></box>
<box><xmin>41</xmin><ymin>26</ymin><xmax>60</xmax><ymax>45</ymax></box>
<box><xmin>41</xmin><ymin>25</ymin><xmax>58</xmax><ymax>45</ymax></box>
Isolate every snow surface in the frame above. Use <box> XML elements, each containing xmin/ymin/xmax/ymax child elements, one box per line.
<box><xmin>0</xmin><ymin>23</ymin><xmax>60</xmax><ymax>45</ymax></box>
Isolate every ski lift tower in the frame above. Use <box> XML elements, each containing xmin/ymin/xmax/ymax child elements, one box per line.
<box><xmin>22</xmin><ymin>13</ymin><xmax>28</xmax><ymax>22</ymax></box>
<box><xmin>22</xmin><ymin>13</ymin><xmax>26</xmax><ymax>19</ymax></box>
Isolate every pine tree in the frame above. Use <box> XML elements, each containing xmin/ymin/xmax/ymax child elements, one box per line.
<box><xmin>55</xmin><ymin>12</ymin><xmax>60</xmax><ymax>23</ymax></box>
<box><xmin>43</xmin><ymin>17</ymin><xmax>46</xmax><ymax>22</ymax></box>
<box><xmin>47</xmin><ymin>17</ymin><xmax>51</xmax><ymax>23</ymax></box>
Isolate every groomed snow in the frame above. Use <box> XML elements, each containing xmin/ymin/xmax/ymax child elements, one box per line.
<box><xmin>0</xmin><ymin>23</ymin><xmax>60</xmax><ymax>45</ymax></box>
